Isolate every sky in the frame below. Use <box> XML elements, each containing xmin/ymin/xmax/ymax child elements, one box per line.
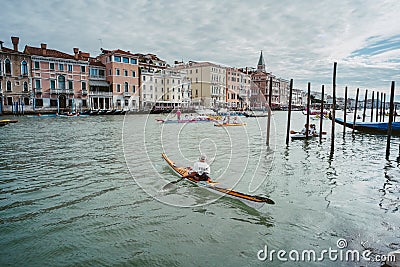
<box><xmin>1</xmin><ymin>0</ymin><xmax>400</xmax><ymax>98</ymax></box>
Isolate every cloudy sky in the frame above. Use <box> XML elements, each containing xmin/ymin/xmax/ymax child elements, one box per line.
<box><xmin>1</xmin><ymin>0</ymin><xmax>400</xmax><ymax>97</ymax></box>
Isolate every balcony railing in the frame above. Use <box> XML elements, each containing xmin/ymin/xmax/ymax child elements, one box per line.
<box><xmin>124</xmin><ymin>92</ymin><xmax>132</xmax><ymax>97</ymax></box>
<box><xmin>34</xmin><ymin>88</ymin><xmax>42</xmax><ymax>93</ymax></box>
<box><xmin>89</xmin><ymin>91</ymin><xmax>113</xmax><ymax>96</ymax></box>
<box><xmin>82</xmin><ymin>90</ymin><xmax>88</xmax><ymax>95</ymax></box>
<box><xmin>50</xmin><ymin>88</ymin><xmax>74</xmax><ymax>94</ymax></box>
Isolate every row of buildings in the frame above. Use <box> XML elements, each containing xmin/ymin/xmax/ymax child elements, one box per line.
<box><xmin>0</xmin><ymin>36</ymin><xmax>297</xmax><ymax>114</ymax></box>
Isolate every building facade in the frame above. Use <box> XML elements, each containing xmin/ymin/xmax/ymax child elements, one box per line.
<box><xmin>173</xmin><ymin>61</ymin><xmax>226</xmax><ymax>108</ymax></box>
<box><xmin>249</xmin><ymin>51</ymin><xmax>290</xmax><ymax>109</ymax></box>
<box><xmin>0</xmin><ymin>37</ymin><xmax>32</xmax><ymax>114</ymax></box>
<box><xmin>226</xmin><ymin>67</ymin><xmax>251</xmax><ymax>109</ymax></box>
<box><xmin>88</xmin><ymin>58</ymin><xmax>111</xmax><ymax>110</ymax></box>
<box><xmin>141</xmin><ymin>69</ymin><xmax>191</xmax><ymax>111</ymax></box>
<box><xmin>98</xmin><ymin>49</ymin><xmax>140</xmax><ymax>110</ymax></box>
<box><xmin>24</xmin><ymin>43</ymin><xmax>90</xmax><ymax>113</ymax></box>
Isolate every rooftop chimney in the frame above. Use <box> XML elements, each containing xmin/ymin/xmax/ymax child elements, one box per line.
<box><xmin>0</xmin><ymin>41</ymin><xmax>3</xmax><ymax>50</ymax></box>
<box><xmin>11</xmin><ymin>36</ymin><xmax>19</xmax><ymax>51</ymax></box>
<box><xmin>41</xmin><ymin>43</ymin><xmax>47</xmax><ymax>55</ymax></box>
<box><xmin>73</xmin><ymin>47</ymin><xmax>79</xmax><ymax>59</ymax></box>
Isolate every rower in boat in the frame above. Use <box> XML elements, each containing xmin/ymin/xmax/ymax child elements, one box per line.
<box><xmin>183</xmin><ymin>154</ymin><xmax>210</xmax><ymax>181</ymax></box>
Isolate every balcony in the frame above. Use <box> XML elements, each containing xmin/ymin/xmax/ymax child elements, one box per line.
<box><xmin>124</xmin><ymin>92</ymin><xmax>132</xmax><ymax>97</ymax></box>
<box><xmin>89</xmin><ymin>91</ymin><xmax>113</xmax><ymax>96</ymax></box>
<box><xmin>34</xmin><ymin>88</ymin><xmax>42</xmax><ymax>93</ymax></box>
<box><xmin>82</xmin><ymin>90</ymin><xmax>88</xmax><ymax>95</ymax></box>
<box><xmin>50</xmin><ymin>88</ymin><xmax>74</xmax><ymax>94</ymax></box>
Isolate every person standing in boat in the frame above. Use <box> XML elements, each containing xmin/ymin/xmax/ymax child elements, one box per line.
<box><xmin>184</xmin><ymin>155</ymin><xmax>211</xmax><ymax>181</ymax></box>
<box><xmin>176</xmin><ymin>108</ymin><xmax>181</xmax><ymax>120</ymax></box>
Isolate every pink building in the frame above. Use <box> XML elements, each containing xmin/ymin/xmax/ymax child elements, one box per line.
<box><xmin>98</xmin><ymin>49</ymin><xmax>140</xmax><ymax>110</ymax></box>
<box><xmin>24</xmin><ymin>44</ymin><xmax>90</xmax><ymax>112</ymax></box>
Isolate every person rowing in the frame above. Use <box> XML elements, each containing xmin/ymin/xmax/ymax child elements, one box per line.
<box><xmin>184</xmin><ymin>154</ymin><xmax>210</xmax><ymax>181</ymax></box>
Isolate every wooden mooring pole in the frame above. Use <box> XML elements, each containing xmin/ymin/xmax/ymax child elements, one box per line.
<box><xmin>319</xmin><ymin>85</ymin><xmax>325</xmax><ymax>142</ymax></box>
<box><xmin>266</xmin><ymin>76</ymin><xmax>273</xmax><ymax>146</ymax></box>
<box><xmin>383</xmin><ymin>93</ymin><xmax>386</xmax><ymax>122</ymax></box>
<box><xmin>386</xmin><ymin>81</ymin><xmax>395</xmax><ymax>160</ymax></box>
<box><xmin>380</xmin><ymin>92</ymin><xmax>383</xmax><ymax>122</ymax></box>
<box><xmin>306</xmin><ymin>82</ymin><xmax>311</xmax><ymax>139</ymax></box>
<box><xmin>331</xmin><ymin>62</ymin><xmax>337</xmax><ymax>155</ymax></box>
<box><xmin>285</xmin><ymin>79</ymin><xmax>294</xmax><ymax>146</ymax></box>
<box><xmin>343</xmin><ymin>86</ymin><xmax>348</xmax><ymax>135</ymax></box>
<box><xmin>362</xmin><ymin>89</ymin><xmax>368</xmax><ymax>122</ymax></box>
<box><xmin>370</xmin><ymin>91</ymin><xmax>374</xmax><ymax>122</ymax></box>
<box><xmin>352</xmin><ymin>88</ymin><xmax>359</xmax><ymax>136</ymax></box>
<box><xmin>376</xmin><ymin>92</ymin><xmax>380</xmax><ymax>122</ymax></box>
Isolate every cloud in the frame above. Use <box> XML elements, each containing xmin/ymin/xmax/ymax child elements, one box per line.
<box><xmin>1</xmin><ymin>0</ymin><xmax>400</xmax><ymax>96</ymax></box>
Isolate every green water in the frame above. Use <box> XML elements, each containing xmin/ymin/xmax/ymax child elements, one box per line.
<box><xmin>0</xmin><ymin>112</ymin><xmax>399</xmax><ymax>266</ymax></box>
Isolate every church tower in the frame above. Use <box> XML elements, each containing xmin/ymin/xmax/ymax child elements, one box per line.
<box><xmin>257</xmin><ymin>50</ymin><xmax>266</xmax><ymax>72</ymax></box>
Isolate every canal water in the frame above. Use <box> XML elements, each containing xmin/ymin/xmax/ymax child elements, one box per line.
<box><xmin>0</xmin><ymin>112</ymin><xmax>399</xmax><ymax>266</ymax></box>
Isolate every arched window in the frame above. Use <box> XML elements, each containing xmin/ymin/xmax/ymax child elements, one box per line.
<box><xmin>7</xmin><ymin>81</ymin><xmax>12</xmax><ymax>91</ymax></box>
<box><xmin>124</xmin><ymin>82</ymin><xmax>129</xmax><ymax>92</ymax></box>
<box><xmin>5</xmin><ymin>59</ymin><xmax>11</xmax><ymax>75</ymax></box>
<box><xmin>23</xmin><ymin>82</ymin><xmax>28</xmax><ymax>92</ymax></box>
<box><xmin>58</xmin><ymin>75</ymin><xmax>66</xmax><ymax>90</ymax></box>
<box><xmin>21</xmin><ymin>61</ymin><xmax>28</xmax><ymax>76</ymax></box>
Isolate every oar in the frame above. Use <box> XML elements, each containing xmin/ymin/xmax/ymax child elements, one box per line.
<box><xmin>162</xmin><ymin>172</ymin><xmax>196</xmax><ymax>190</ymax></box>
<box><xmin>162</xmin><ymin>177</ymin><xmax>185</xmax><ymax>190</ymax></box>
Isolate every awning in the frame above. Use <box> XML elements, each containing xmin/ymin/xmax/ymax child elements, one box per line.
<box><xmin>89</xmin><ymin>80</ymin><xmax>110</xmax><ymax>87</ymax></box>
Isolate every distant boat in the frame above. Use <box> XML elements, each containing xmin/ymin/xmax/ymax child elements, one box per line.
<box><xmin>0</xmin><ymin>119</ymin><xmax>18</xmax><ymax>127</ymax></box>
<box><xmin>244</xmin><ymin>111</ymin><xmax>268</xmax><ymax>117</ymax></box>
<box><xmin>333</xmin><ymin>117</ymin><xmax>400</xmax><ymax>135</ymax></box>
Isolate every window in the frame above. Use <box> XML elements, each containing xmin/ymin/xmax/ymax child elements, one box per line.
<box><xmin>116</xmin><ymin>84</ymin><xmax>121</xmax><ymax>92</ymax></box>
<box><xmin>82</xmin><ymin>100</ymin><xmax>87</xmax><ymax>107</ymax></box>
<box><xmin>58</xmin><ymin>75</ymin><xmax>66</xmax><ymax>89</ymax></box>
<box><xmin>50</xmin><ymin>80</ymin><xmax>56</xmax><ymax>89</ymax></box>
<box><xmin>124</xmin><ymin>82</ymin><xmax>129</xmax><ymax>92</ymax></box>
<box><xmin>58</xmin><ymin>64</ymin><xmax>64</xmax><ymax>71</ymax></box>
<box><xmin>116</xmin><ymin>69</ymin><xmax>120</xmax><ymax>75</ymax></box>
<box><xmin>131</xmin><ymin>70</ymin><xmax>136</xmax><ymax>77</ymax></box>
<box><xmin>68</xmin><ymin>80</ymin><xmax>73</xmax><ymax>89</ymax></box>
<box><xmin>143</xmin><ymin>76</ymin><xmax>146</xmax><ymax>81</ymax></box>
<box><xmin>35</xmin><ymin>79</ymin><xmax>41</xmax><ymax>89</ymax></box>
<box><xmin>81</xmin><ymin>66</ymin><xmax>85</xmax><ymax>73</ymax></box>
<box><xmin>36</xmin><ymin>99</ymin><xmax>43</xmax><ymax>107</ymax></box>
<box><xmin>5</xmin><ymin>59</ymin><xmax>11</xmax><ymax>75</ymax></box>
<box><xmin>68</xmin><ymin>64</ymin><xmax>73</xmax><ymax>72</ymax></box>
<box><xmin>109</xmin><ymin>69</ymin><xmax>112</xmax><ymax>75</ymax></box>
<box><xmin>24</xmin><ymin>97</ymin><xmax>30</xmax><ymax>105</ymax></box>
<box><xmin>50</xmin><ymin>99</ymin><xmax>58</xmax><ymax>107</ymax></box>
<box><xmin>124</xmin><ymin>69</ymin><xmax>128</xmax><ymax>76</ymax></box>
<box><xmin>123</xmin><ymin>57</ymin><xmax>129</xmax><ymax>63</ymax></box>
<box><xmin>130</xmin><ymin>58</ymin><xmax>137</xmax><ymax>64</ymax></box>
<box><xmin>132</xmin><ymin>85</ymin><xmax>136</xmax><ymax>93</ymax></box>
<box><xmin>114</xmin><ymin>56</ymin><xmax>121</xmax><ymax>62</ymax></box>
<box><xmin>7</xmin><ymin>97</ymin><xmax>13</xmax><ymax>105</ymax></box>
<box><xmin>196</xmin><ymin>69</ymin><xmax>198</xmax><ymax>73</ymax></box>
<box><xmin>49</xmin><ymin>63</ymin><xmax>55</xmax><ymax>70</ymax></box>
<box><xmin>99</xmin><ymin>69</ymin><xmax>105</xmax><ymax>77</ymax></box>
<box><xmin>7</xmin><ymin>81</ymin><xmax>12</xmax><ymax>91</ymax></box>
<box><xmin>34</xmin><ymin>61</ymin><xmax>40</xmax><ymax>69</ymax></box>
<box><xmin>125</xmin><ymin>99</ymin><xmax>129</xmax><ymax>106</ymax></box>
<box><xmin>143</xmin><ymin>85</ymin><xmax>146</xmax><ymax>91</ymax></box>
<box><xmin>21</xmin><ymin>61</ymin><xmax>28</xmax><ymax>75</ymax></box>
<box><xmin>82</xmin><ymin>81</ymin><xmax>86</xmax><ymax>90</ymax></box>
<box><xmin>23</xmin><ymin>82</ymin><xmax>28</xmax><ymax>92</ymax></box>
<box><xmin>90</xmin><ymin>68</ymin><xmax>97</xmax><ymax>76</ymax></box>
